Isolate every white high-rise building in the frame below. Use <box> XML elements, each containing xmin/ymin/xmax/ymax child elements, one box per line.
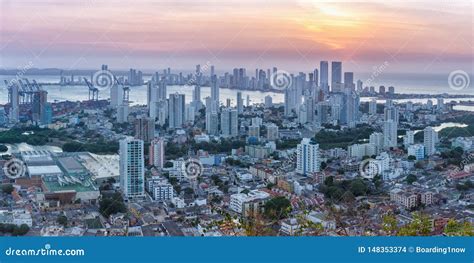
<box><xmin>384</xmin><ymin>105</ymin><xmax>399</xmax><ymax>124</ymax></box>
<box><xmin>168</xmin><ymin>93</ymin><xmax>185</xmax><ymax>129</ymax></box>
<box><xmin>248</xmin><ymin>125</ymin><xmax>260</xmax><ymax>138</ymax></box>
<box><xmin>369</xmin><ymin>132</ymin><xmax>384</xmax><ymax>152</ymax></box>
<box><xmin>348</xmin><ymin>143</ymin><xmax>377</xmax><ymax>159</ymax></box>
<box><xmin>205</xmin><ymin>97</ymin><xmax>219</xmax><ymax>136</ymax></box>
<box><xmin>264</xmin><ymin>95</ymin><xmax>273</xmax><ymax>108</ymax></box>
<box><xmin>120</xmin><ymin>138</ymin><xmax>145</xmax><ymax>199</ymax></box>
<box><xmin>296</xmin><ymin>138</ymin><xmax>321</xmax><ymax>175</ymax></box>
<box><xmin>150</xmin><ymin>100</ymin><xmax>167</xmax><ymax>126</ymax></box>
<box><xmin>383</xmin><ymin>105</ymin><xmax>399</xmax><ymax>148</ymax></box>
<box><xmin>437</xmin><ymin>98</ymin><xmax>445</xmax><ymax>112</ymax></box>
<box><xmin>193</xmin><ymin>64</ymin><xmax>202</xmax><ymax>111</ymax></box>
<box><xmin>252</xmin><ymin>117</ymin><xmax>262</xmax><ymax>126</ymax></box>
<box><xmin>149</xmin><ymin>138</ymin><xmax>165</xmax><ymax>168</ymax></box>
<box><xmin>403</xmin><ymin>130</ymin><xmax>415</xmax><ymax>146</ymax></box>
<box><xmin>369</xmin><ymin>99</ymin><xmax>377</xmax><ymax>115</ymax></box>
<box><xmin>9</xmin><ymin>83</ymin><xmax>19</xmax><ymax>123</ymax></box>
<box><xmin>383</xmin><ymin>120</ymin><xmax>398</xmax><ymax>148</ymax></box>
<box><xmin>284</xmin><ymin>87</ymin><xmax>294</xmax><ymax>117</ymax></box>
<box><xmin>220</xmin><ymin>107</ymin><xmax>238</xmax><ymax>137</ymax></box>
<box><xmin>117</xmin><ymin>104</ymin><xmax>129</xmax><ymax>123</ymax></box>
<box><xmin>147</xmin><ymin>178</ymin><xmax>173</xmax><ymax>201</ymax></box>
<box><xmin>320</xmin><ymin>61</ymin><xmax>329</xmax><ymax>94</ymax></box>
<box><xmin>211</xmin><ymin>74</ymin><xmax>219</xmax><ymax>106</ymax></box>
<box><xmin>158</xmin><ymin>78</ymin><xmax>167</xmax><ymax>101</ymax></box>
<box><xmin>237</xmin><ymin>92</ymin><xmax>243</xmax><ymax>114</ymax></box>
<box><xmin>424</xmin><ymin>127</ymin><xmax>438</xmax><ymax>156</ymax></box>
<box><xmin>185</xmin><ymin>104</ymin><xmax>195</xmax><ymax>123</ymax></box>
<box><xmin>147</xmin><ymin>81</ymin><xmax>156</xmax><ymax>109</ymax></box>
<box><xmin>408</xmin><ymin>144</ymin><xmax>425</xmax><ymax>160</ymax></box>
<box><xmin>298</xmin><ymin>104</ymin><xmax>307</xmax><ymax>124</ymax></box>
<box><xmin>266</xmin><ymin>123</ymin><xmax>279</xmax><ymax>141</ymax></box>
<box><xmin>110</xmin><ymin>84</ymin><xmax>123</xmax><ymax>108</ymax></box>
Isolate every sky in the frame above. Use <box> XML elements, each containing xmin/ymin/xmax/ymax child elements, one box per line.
<box><xmin>0</xmin><ymin>0</ymin><xmax>472</xmax><ymax>74</ymax></box>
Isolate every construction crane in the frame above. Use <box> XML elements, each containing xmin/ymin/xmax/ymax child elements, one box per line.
<box><xmin>83</xmin><ymin>77</ymin><xmax>99</xmax><ymax>101</ymax></box>
<box><xmin>113</xmin><ymin>76</ymin><xmax>131</xmax><ymax>104</ymax></box>
<box><xmin>4</xmin><ymin>78</ymin><xmax>42</xmax><ymax>105</ymax></box>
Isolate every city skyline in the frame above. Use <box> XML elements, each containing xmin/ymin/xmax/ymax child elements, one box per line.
<box><xmin>0</xmin><ymin>0</ymin><xmax>473</xmax><ymax>245</ymax></box>
<box><xmin>0</xmin><ymin>0</ymin><xmax>472</xmax><ymax>74</ymax></box>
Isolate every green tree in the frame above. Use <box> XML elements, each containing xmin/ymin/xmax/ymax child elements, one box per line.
<box><xmin>1</xmin><ymin>184</ymin><xmax>14</xmax><ymax>194</ymax></box>
<box><xmin>0</xmin><ymin>144</ymin><xmax>8</xmax><ymax>152</ymax></box>
<box><xmin>57</xmin><ymin>215</ymin><xmax>68</xmax><ymax>227</ymax></box>
<box><xmin>406</xmin><ymin>174</ymin><xmax>417</xmax><ymax>184</ymax></box>
<box><xmin>264</xmin><ymin>196</ymin><xmax>292</xmax><ymax>219</ymax></box>
<box><xmin>99</xmin><ymin>192</ymin><xmax>127</xmax><ymax>218</ymax></box>
<box><xmin>382</xmin><ymin>214</ymin><xmax>398</xmax><ymax>235</ymax></box>
<box><xmin>444</xmin><ymin>219</ymin><xmax>474</xmax><ymax>236</ymax></box>
<box><xmin>397</xmin><ymin>213</ymin><xmax>432</xmax><ymax>236</ymax></box>
<box><xmin>12</xmin><ymin>224</ymin><xmax>29</xmax><ymax>236</ymax></box>
<box><xmin>350</xmin><ymin>179</ymin><xmax>368</xmax><ymax>196</ymax></box>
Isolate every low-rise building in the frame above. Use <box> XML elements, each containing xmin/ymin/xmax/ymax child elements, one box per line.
<box><xmin>390</xmin><ymin>188</ymin><xmax>433</xmax><ymax>209</ymax></box>
<box><xmin>0</xmin><ymin>209</ymin><xmax>33</xmax><ymax>227</ymax></box>
<box><xmin>229</xmin><ymin>190</ymin><xmax>270</xmax><ymax>217</ymax></box>
<box><xmin>147</xmin><ymin>177</ymin><xmax>174</xmax><ymax>201</ymax></box>
<box><xmin>280</xmin><ymin>218</ymin><xmax>300</xmax><ymax>235</ymax></box>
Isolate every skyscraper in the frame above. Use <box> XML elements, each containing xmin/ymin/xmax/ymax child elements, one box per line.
<box><xmin>32</xmin><ymin>90</ymin><xmax>48</xmax><ymax>124</ymax></box>
<box><xmin>424</xmin><ymin>127</ymin><xmax>438</xmax><ymax>156</ymax></box>
<box><xmin>266</xmin><ymin>123</ymin><xmax>279</xmax><ymax>141</ymax></box>
<box><xmin>316</xmin><ymin>102</ymin><xmax>330</xmax><ymax>124</ymax></box>
<box><xmin>369</xmin><ymin>99</ymin><xmax>377</xmax><ymax>115</ymax></box>
<box><xmin>319</xmin><ymin>61</ymin><xmax>329</xmax><ymax>94</ymax></box>
<box><xmin>134</xmin><ymin>116</ymin><xmax>155</xmax><ymax>143</ymax></box>
<box><xmin>120</xmin><ymin>138</ymin><xmax>145</xmax><ymax>199</ymax></box>
<box><xmin>236</xmin><ymin>92</ymin><xmax>243</xmax><ymax>114</ymax></box>
<box><xmin>158</xmin><ymin>78</ymin><xmax>167</xmax><ymax>101</ymax></box>
<box><xmin>383</xmin><ymin>104</ymin><xmax>399</xmax><ymax>148</ymax></box>
<box><xmin>149</xmin><ymin>137</ymin><xmax>165</xmax><ymax>168</ymax></box>
<box><xmin>205</xmin><ymin>97</ymin><xmax>219</xmax><ymax>136</ymax></box>
<box><xmin>341</xmin><ymin>89</ymin><xmax>359</xmax><ymax>127</ymax></box>
<box><xmin>344</xmin><ymin>72</ymin><xmax>354</xmax><ymax>90</ymax></box>
<box><xmin>331</xmin><ymin>61</ymin><xmax>342</xmax><ymax>92</ymax></box>
<box><xmin>193</xmin><ymin>64</ymin><xmax>202</xmax><ymax>111</ymax></box>
<box><xmin>264</xmin><ymin>95</ymin><xmax>273</xmax><ymax>108</ymax></box>
<box><xmin>110</xmin><ymin>84</ymin><xmax>123</xmax><ymax>107</ymax></box>
<box><xmin>211</xmin><ymin>74</ymin><xmax>219</xmax><ymax>106</ymax></box>
<box><xmin>220</xmin><ymin>107</ymin><xmax>238</xmax><ymax>137</ymax></box>
<box><xmin>117</xmin><ymin>104</ymin><xmax>129</xmax><ymax>123</ymax></box>
<box><xmin>383</xmin><ymin>120</ymin><xmax>398</xmax><ymax>148</ymax></box>
<box><xmin>369</xmin><ymin>132</ymin><xmax>384</xmax><ymax>153</ymax></box>
<box><xmin>168</xmin><ymin>93</ymin><xmax>185</xmax><ymax>129</ymax></box>
<box><xmin>296</xmin><ymin>138</ymin><xmax>320</xmax><ymax>175</ymax></box>
<box><xmin>313</xmin><ymin>68</ymin><xmax>319</xmax><ymax>88</ymax></box>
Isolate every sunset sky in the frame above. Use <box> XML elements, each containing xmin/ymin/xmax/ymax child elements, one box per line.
<box><xmin>0</xmin><ymin>0</ymin><xmax>472</xmax><ymax>73</ymax></box>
